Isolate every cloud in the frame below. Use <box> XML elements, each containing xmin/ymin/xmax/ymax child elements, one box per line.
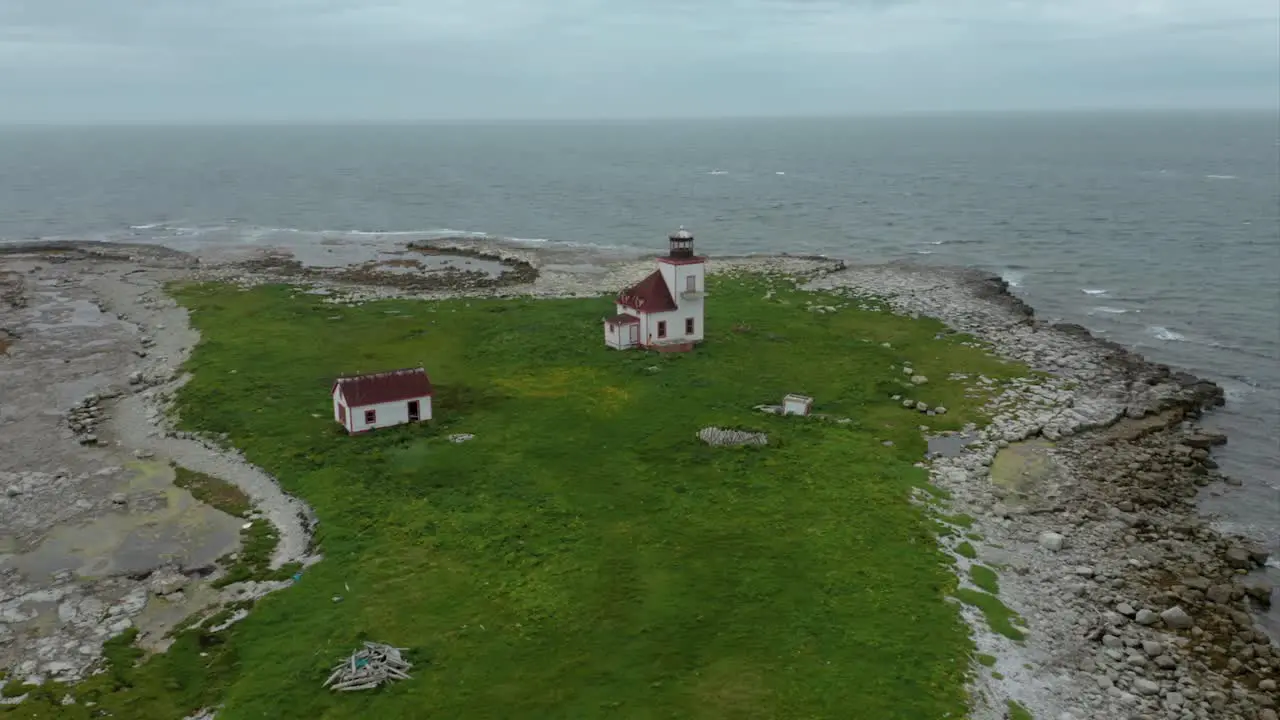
<box><xmin>0</xmin><ymin>0</ymin><xmax>1276</xmax><ymax>122</ymax></box>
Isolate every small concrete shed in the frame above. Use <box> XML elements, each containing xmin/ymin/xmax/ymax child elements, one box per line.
<box><xmin>782</xmin><ymin>394</ymin><xmax>813</xmax><ymax>416</ymax></box>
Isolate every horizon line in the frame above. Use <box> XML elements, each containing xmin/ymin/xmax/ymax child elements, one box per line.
<box><xmin>1</xmin><ymin>106</ymin><xmax>1276</xmax><ymax>129</ymax></box>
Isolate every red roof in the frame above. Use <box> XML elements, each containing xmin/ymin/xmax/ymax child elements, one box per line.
<box><xmin>605</xmin><ymin>313</ymin><xmax>640</xmax><ymax>325</ymax></box>
<box><xmin>333</xmin><ymin>367</ymin><xmax>433</xmax><ymax>407</ymax></box>
<box><xmin>617</xmin><ymin>270</ymin><xmax>677</xmax><ymax>313</ymax></box>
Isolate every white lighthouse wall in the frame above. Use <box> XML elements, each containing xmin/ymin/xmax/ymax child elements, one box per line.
<box><xmin>638</xmin><ymin>308</ymin><xmax>703</xmax><ymax>345</ymax></box>
<box><xmin>657</xmin><ymin>261</ymin><xmax>706</xmax><ymax>303</ymax></box>
<box><xmin>657</xmin><ymin>261</ymin><xmax>706</xmax><ymax>344</ymax></box>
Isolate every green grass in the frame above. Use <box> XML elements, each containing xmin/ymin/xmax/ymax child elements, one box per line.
<box><xmin>954</xmin><ymin>541</ymin><xmax>978</xmax><ymax>559</ymax></box>
<box><xmin>211</xmin><ymin>521</ymin><xmax>297</xmax><ymax>589</ymax></box>
<box><xmin>969</xmin><ymin>565</ymin><xmax>1000</xmax><ymax>595</ymax></box>
<box><xmin>938</xmin><ymin>513</ymin><xmax>976</xmax><ymax>529</ymax></box>
<box><xmin>0</xmin><ymin>680</ymin><xmax>27</xmax><ymax>699</ymax></box>
<box><xmin>172</xmin><ymin>464</ymin><xmax>296</xmax><ymax>588</ymax></box>
<box><xmin>1006</xmin><ymin>698</ymin><xmax>1034</xmax><ymax>720</ymax></box>
<box><xmin>975</xmin><ymin>653</ymin><xmax>997</xmax><ymax>667</ymax></box>
<box><xmin>171</xmin><ymin>461</ymin><xmax>298</xmax><ymax>586</ymax></box>
<box><xmin>919</xmin><ymin>484</ymin><xmax>952</xmax><ymax>501</ymax></box>
<box><xmin>2</xmin><ymin>273</ymin><xmax>1024</xmax><ymax>719</ymax></box>
<box><xmin>173</xmin><ymin>465</ymin><xmax>252</xmax><ymax>517</ymax></box>
<box><xmin>954</xmin><ymin>589</ymin><xmax>1026</xmax><ymax>642</ymax></box>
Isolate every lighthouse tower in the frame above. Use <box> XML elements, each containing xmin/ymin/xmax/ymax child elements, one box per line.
<box><xmin>602</xmin><ymin>227</ymin><xmax>707</xmax><ymax>351</ymax></box>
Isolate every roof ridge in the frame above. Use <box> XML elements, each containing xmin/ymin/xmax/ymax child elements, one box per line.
<box><xmin>337</xmin><ymin>366</ymin><xmax>426</xmax><ymax>381</ymax></box>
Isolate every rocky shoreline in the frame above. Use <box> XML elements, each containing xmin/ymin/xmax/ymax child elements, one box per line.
<box><xmin>1</xmin><ymin>242</ymin><xmax>319</xmax><ymax>699</ymax></box>
<box><xmin>0</xmin><ymin>240</ymin><xmax>1274</xmax><ymax>719</ymax></box>
<box><xmin>808</xmin><ymin>264</ymin><xmax>1276</xmax><ymax>720</ymax></box>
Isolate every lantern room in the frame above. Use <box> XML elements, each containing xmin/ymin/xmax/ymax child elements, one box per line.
<box><xmin>668</xmin><ymin>226</ymin><xmax>695</xmax><ymax>259</ymax></box>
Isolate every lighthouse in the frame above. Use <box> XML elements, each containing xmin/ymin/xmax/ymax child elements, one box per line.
<box><xmin>602</xmin><ymin>227</ymin><xmax>707</xmax><ymax>351</ymax></box>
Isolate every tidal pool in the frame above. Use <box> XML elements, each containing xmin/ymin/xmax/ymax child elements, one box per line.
<box><xmin>3</xmin><ymin>460</ymin><xmax>242</xmax><ymax>581</ymax></box>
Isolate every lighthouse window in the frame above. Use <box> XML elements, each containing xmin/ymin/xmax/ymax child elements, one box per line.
<box><xmin>685</xmin><ymin>317</ymin><xmax>695</xmax><ymax>335</ymax></box>
<box><xmin>686</xmin><ymin>275</ymin><xmax>696</xmax><ymax>291</ymax></box>
<box><xmin>657</xmin><ymin>321</ymin><xmax>667</xmax><ymax>338</ymax></box>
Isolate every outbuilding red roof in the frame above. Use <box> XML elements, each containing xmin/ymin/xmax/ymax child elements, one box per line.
<box><xmin>605</xmin><ymin>313</ymin><xmax>640</xmax><ymax>325</ymax></box>
<box><xmin>333</xmin><ymin>367</ymin><xmax>433</xmax><ymax>407</ymax></box>
<box><xmin>617</xmin><ymin>270</ymin><xmax>677</xmax><ymax>313</ymax></box>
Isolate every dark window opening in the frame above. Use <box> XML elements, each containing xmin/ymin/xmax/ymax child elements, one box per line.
<box><xmin>657</xmin><ymin>321</ymin><xmax>667</xmax><ymax>338</ymax></box>
<box><xmin>685</xmin><ymin>317</ymin><xmax>695</xmax><ymax>335</ymax></box>
<box><xmin>364</xmin><ymin>409</ymin><xmax>376</xmax><ymax>424</ymax></box>
<box><xmin>408</xmin><ymin>400</ymin><xmax>420</xmax><ymax>422</ymax></box>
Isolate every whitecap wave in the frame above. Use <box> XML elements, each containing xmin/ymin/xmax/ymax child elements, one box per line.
<box><xmin>915</xmin><ymin>250</ymin><xmax>933</xmax><ymax>255</ymax></box>
<box><xmin>929</xmin><ymin>240</ymin><xmax>945</xmax><ymax>245</ymax></box>
<box><xmin>707</xmin><ymin>170</ymin><xmax>728</xmax><ymax>175</ymax></box>
<box><xmin>1081</xmin><ymin>288</ymin><xmax>1108</xmax><ymax>295</ymax></box>
<box><xmin>1205</xmin><ymin>174</ymin><xmax>1237</xmax><ymax>180</ymax></box>
<box><xmin>345</xmin><ymin>228</ymin><xmax>488</xmax><ymax>239</ymax></box>
<box><xmin>1219</xmin><ymin>377</ymin><xmax>1260</xmax><ymax>404</ymax></box>
<box><xmin>1001</xmin><ymin>270</ymin><xmax>1025</xmax><ymax>288</ymax></box>
<box><xmin>775</xmin><ymin>171</ymin><xmax>785</xmax><ymax>175</ymax></box>
<box><xmin>1148</xmin><ymin>326</ymin><xmax>1187</xmax><ymax>342</ymax></box>
<box><xmin>79</xmin><ymin>224</ymin><xmax>608</xmax><ymax>256</ymax></box>
<box><xmin>1090</xmin><ymin>306</ymin><xmax>1131</xmax><ymax>315</ymax></box>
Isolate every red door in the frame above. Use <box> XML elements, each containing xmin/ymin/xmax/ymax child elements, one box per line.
<box><xmin>338</xmin><ymin>404</ymin><xmax>347</xmax><ymax>430</ymax></box>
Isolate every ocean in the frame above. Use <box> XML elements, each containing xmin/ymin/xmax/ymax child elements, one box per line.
<box><xmin>1</xmin><ymin>111</ymin><xmax>1277</xmax><ymax>581</ymax></box>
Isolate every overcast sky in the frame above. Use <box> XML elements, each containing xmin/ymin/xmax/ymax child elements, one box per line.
<box><xmin>2</xmin><ymin>0</ymin><xmax>1278</xmax><ymax>123</ymax></box>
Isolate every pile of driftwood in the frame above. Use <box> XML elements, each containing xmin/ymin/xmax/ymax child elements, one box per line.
<box><xmin>697</xmin><ymin>427</ymin><xmax>768</xmax><ymax>447</ymax></box>
<box><xmin>323</xmin><ymin>642</ymin><xmax>413</xmax><ymax>691</ymax></box>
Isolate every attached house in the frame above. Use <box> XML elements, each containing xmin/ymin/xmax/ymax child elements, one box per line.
<box><xmin>332</xmin><ymin>367</ymin><xmax>433</xmax><ymax>434</ymax></box>
<box><xmin>604</xmin><ymin>226</ymin><xmax>706</xmax><ymax>351</ymax></box>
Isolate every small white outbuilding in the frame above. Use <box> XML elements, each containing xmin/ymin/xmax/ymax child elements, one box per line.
<box><xmin>782</xmin><ymin>394</ymin><xmax>813</xmax><ymax>416</ymax></box>
<box><xmin>332</xmin><ymin>367</ymin><xmax>433</xmax><ymax>434</ymax></box>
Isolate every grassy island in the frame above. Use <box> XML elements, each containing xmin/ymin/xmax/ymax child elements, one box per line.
<box><xmin>2</xmin><ymin>272</ymin><xmax>1024</xmax><ymax>719</ymax></box>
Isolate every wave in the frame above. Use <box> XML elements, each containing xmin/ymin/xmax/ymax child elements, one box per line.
<box><xmin>102</xmin><ymin>223</ymin><xmax>672</xmax><ymax>258</ymax></box>
<box><xmin>1218</xmin><ymin>376</ymin><xmax>1266</xmax><ymax>404</ymax></box>
<box><xmin>342</xmin><ymin>229</ymin><xmax>487</xmax><ymax>239</ymax></box>
<box><xmin>1090</xmin><ymin>306</ymin><xmax>1132</xmax><ymax>315</ymax></box>
<box><xmin>1205</xmin><ymin>174</ymin><xmax>1237</xmax><ymax>180</ymax></box>
<box><xmin>707</xmin><ymin>170</ymin><xmax>729</xmax><ymax>175</ymax></box>
<box><xmin>914</xmin><ymin>250</ymin><xmax>933</xmax><ymax>255</ymax></box>
<box><xmin>1081</xmin><ymin>288</ymin><xmax>1108</xmax><ymax>295</ymax></box>
<box><xmin>1148</xmin><ymin>325</ymin><xmax>1187</xmax><ymax>342</ymax></box>
<box><xmin>1000</xmin><ymin>270</ymin><xmax>1025</xmax><ymax>288</ymax></box>
<box><xmin>775</xmin><ymin>171</ymin><xmax>786</xmax><ymax>175</ymax></box>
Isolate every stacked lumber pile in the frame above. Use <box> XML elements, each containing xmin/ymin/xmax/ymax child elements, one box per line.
<box><xmin>323</xmin><ymin>642</ymin><xmax>413</xmax><ymax>691</ymax></box>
